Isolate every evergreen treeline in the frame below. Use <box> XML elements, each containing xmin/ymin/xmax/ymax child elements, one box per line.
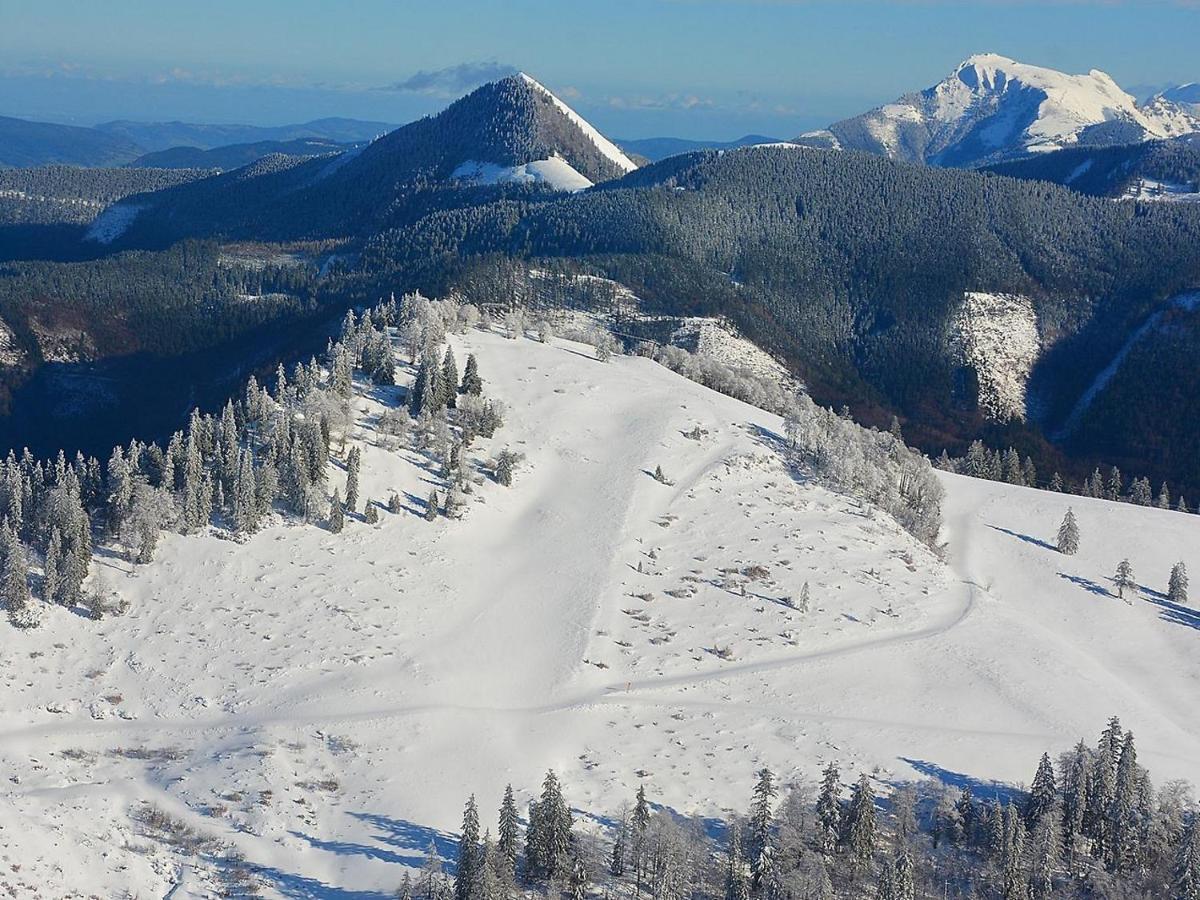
<box><xmin>1</xmin><ymin>291</ymin><xmax>505</xmax><ymax>628</ymax></box>
<box><xmin>427</xmin><ymin>718</ymin><xmax>1200</xmax><ymax>900</ymax></box>
<box><xmin>0</xmin><ymin>165</ymin><xmax>211</xmax><ymax>226</ymax></box>
<box><xmin>938</xmin><ymin>440</ymin><xmax>1194</xmax><ymax>514</ymax></box>
<box><xmin>984</xmin><ymin>138</ymin><xmax>1200</xmax><ymax>199</ymax></box>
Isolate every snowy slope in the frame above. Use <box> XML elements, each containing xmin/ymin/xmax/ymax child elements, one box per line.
<box><xmin>2</xmin><ymin>330</ymin><xmax>1199</xmax><ymax>896</ymax></box>
<box><xmin>451</xmin><ymin>157</ymin><xmax>594</xmax><ymax>192</ymax></box>
<box><xmin>797</xmin><ymin>53</ymin><xmax>1200</xmax><ymax>167</ymax></box>
<box><xmin>519</xmin><ymin>73</ymin><xmax>638</xmax><ymax>174</ymax></box>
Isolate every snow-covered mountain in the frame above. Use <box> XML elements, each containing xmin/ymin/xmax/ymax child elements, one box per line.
<box><xmin>111</xmin><ymin>72</ymin><xmax>637</xmax><ymax>243</ymax></box>
<box><xmin>796</xmin><ymin>53</ymin><xmax>1200</xmax><ymax>167</ymax></box>
<box><xmin>3</xmin><ymin>319</ymin><xmax>1198</xmax><ymax>895</ymax></box>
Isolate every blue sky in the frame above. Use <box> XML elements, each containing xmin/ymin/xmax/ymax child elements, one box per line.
<box><xmin>2</xmin><ymin>0</ymin><xmax>1198</xmax><ymax>139</ymax></box>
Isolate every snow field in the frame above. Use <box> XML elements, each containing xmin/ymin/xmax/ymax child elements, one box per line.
<box><xmin>0</xmin><ymin>329</ymin><xmax>1197</xmax><ymax>896</ymax></box>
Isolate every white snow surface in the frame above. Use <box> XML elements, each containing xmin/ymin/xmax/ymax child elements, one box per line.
<box><xmin>451</xmin><ymin>157</ymin><xmax>594</xmax><ymax>192</ymax></box>
<box><xmin>950</xmin><ymin>291</ymin><xmax>1040</xmax><ymax>421</ymax></box>
<box><xmin>519</xmin><ymin>73</ymin><xmax>638</xmax><ymax>173</ymax></box>
<box><xmin>3</xmin><ymin>330</ymin><xmax>1200</xmax><ymax>895</ymax></box>
<box><xmin>83</xmin><ymin>202</ymin><xmax>142</xmax><ymax>243</ymax></box>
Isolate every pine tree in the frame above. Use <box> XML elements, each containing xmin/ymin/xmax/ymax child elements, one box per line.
<box><xmin>441</xmin><ymin>348</ymin><xmax>459</xmax><ymax>410</ymax></box>
<box><xmin>2</xmin><ymin>522</ymin><xmax>37</xmax><ymax>628</ymax></box>
<box><xmin>610</xmin><ymin>813</ymin><xmax>627</xmax><ymax>878</ymax></box>
<box><xmin>631</xmin><ymin>784</ymin><xmax>651</xmax><ymax>893</ymax></box>
<box><xmin>1106</xmin><ymin>467</ymin><xmax>1124</xmax><ymax>502</ymax></box>
<box><xmin>328</xmin><ymin>489</ymin><xmax>345</xmax><ymax>533</ymax></box>
<box><xmin>815</xmin><ymin>762</ymin><xmax>842</xmax><ymax>854</ymax></box>
<box><xmin>1057</xmin><ymin>509</ymin><xmax>1080</xmax><ymax>555</ymax></box>
<box><xmin>498</xmin><ymin>784</ymin><xmax>520</xmax><ymax>876</ymax></box>
<box><xmin>1113</xmin><ymin>559</ymin><xmax>1136</xmax><ymax>600</ymax></box>
<box><xmin>1026</xmin><ymin>753</ymin><xmax>1057</xmax><ymax>830</ymax></box>
<box><xmin>425</xmin><ymin>490</ymin><xmax>439</xmax><ymax>521</ymax></box>
<box><xmin>1061</xmin><ymin>741</ymin><xmax>1090</xmax><ymax>864</ymax></box>
<box><xmin>1174</xmin><ymin>816</ymin><xmax>1200</xmax><ymax>900</ymax></box>
<box><xmin>748</xmin><ymin>767</ymin><xmax>776</xmax><ymax>888</ymax></box>
<box><xmin>42</xmin><ymin>526</ymin><xmax>62</xmax><ymax>605</ymax></box>
<box><xmin>1001</xmin><ymin>804</ymin><xmax>1028</xmax><ymax>900</ymax></box>
<box><xmin>1050</xmin><ymin>472</ymin><xmax>1063</xmax><ymax>492</ymax></box>
<box><xmin>843</xmin><ymin>774</ymin><xmax>876</xmax><ymax>870</ymax></box>
<box><xmin>345</xmin><ymin>446</ymin><xmax>361</xmax><ymax>513</ymax></box>
<box><xmin>725</xmin><ymin>827</ymin><xmax>750</xmax><ymax>900</ymax></box>
<box><xmin>455</xmin><ymin>795</ymin><xmax>481</xmax><ymax>900</ymax></box>
<box><xmin>891</xmin><ymin>848</ymin><xmax>915</xmax><ymax>900</ymax></box>
<box><xmin>461</xmin><ymin>354</ymin><xmax>483</xmax><ymax>396</ymax></box>
<box><xmin>1168</xmin><ymin>562</ymin><xmax>1189</xmax><ymax>606</ymax></box>
<box><xmin>1028</xmin><ymin>806</ymin><xmax>1062</xmax><ymax>899</ymax></box>
<box><xmin>537</xmin><ymin>771</ymin><xmax>573</xmax><ymax>881</ymax></box>
<box><xmin>364</xmin><ymin>501</ymin><xmax>379</xmax><ymax>524</ymax></box>
<box><xmin>1110</xmin><ymin>731</ymin><xmax>1141</xmax><ymax>871</ymax></box>
<box><xmin>1158</xmin><ymin>483</ymin><xmax>1172</xmax><ymax>509</ymax></box>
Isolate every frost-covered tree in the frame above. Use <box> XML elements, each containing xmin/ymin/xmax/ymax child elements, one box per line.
<box><xmin>1026</xmin><ymin>753</ymin><xmax>1057</xmax><ymax>830</ymax></box>
<box><xmin>1168</xmin><ymin>562</ymin><xmax>1189</xmax><ymax>606</ymax></box>
<box><xmin>842</xmin><ymin>775</ymin><xmax>876</xmax><ymax>870</ymax></box>
<box><xmin>455</xmin><ymin>795</ymin><xmax>481</xmax><ymax>900</ymax></box>
<box><xmin>328</xmin><ymin>489</ymin><xmax>345</xmax><ymax>534</ymax></box>
<box><xmin>345</xmin><ymin>446</ymin><xmax>361</xmax><ymax>513</ymax></box>
<box><xmin>815</xmin><ymin>762</ymin><xmax>841</xmax><ymax>854</ymax></box>
<box><xmin>725</xmin><ymin>826</ymin><xmax>750</xmax><ymax>900</ymax></box>
<box><xmin>495</xmin><ymin>450</ymin><xmax>522</xmax><ymax>487</ymax></box>
<box><xmin>2</xmin><ymin>522</ymin><xmax>37</xmax><ymax>628</ymax></box>
<box><xmin>1175</xmin><ymin>816</ymin><xmax>1200</xmax><ymax>900</ymax></box>
<box><xmin>1056</xmin><ymin>509</ymin><xmax>1080</xmax><ymax>555</ymax></box>
<box><xmin>364</xmin><ymin>501</ymin><xmax>379</xmax><ymax>524</ymax></box>
<box><xmin>425</xmin><ymin>490</ymin><xmax>439</xmax><ymax>522</ymax></box>
<box><xmin>1113</xmin><ymin>559</ymin><xmax>1136</xmax><ymax>600</ymax></box>
<box><xmin>441</xmin><ymin>348</ymin><xmax>459</xmax><ymax>410</ymax></box>
<box><xmin>748</xmin><ymin>767</ymin><xmax>776</xmax><ymax>889</ymax></box>
<box><xmin>461</xmin><ymin>354</ymin><xmax>483</xmax><ymax>396</ymax></box>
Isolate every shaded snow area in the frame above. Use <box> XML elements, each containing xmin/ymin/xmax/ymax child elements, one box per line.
<box><xmin>452</xmin><ymin>157</ymin><xmax>593</xmax><ymax>192</ymax></box>
<box><xmin>84</xmin><ymin>202</ymin><xmax>142</xmax><ymax>243</ymax></box>
<box><xmin>950</xmin><ymin>291</ymin><xmax>1040</xmax><ymax>421</ymax></box>
<box><xmin>3</xmin><ymin>330</ymin><xmax>1200</xmax><ymax>895</ymax></box>
<box><xmin>518</xmin><ymin>73</ymin><xmax>638</xmax><ymax>173</ymax></box>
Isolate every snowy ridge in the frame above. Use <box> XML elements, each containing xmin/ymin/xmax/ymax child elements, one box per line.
<box><xmin>2</xmin><ymin>329</ymin><xmax>1199</xmax><ymax>894</ymax></box>
<box><xmin>519</xmin><ymin>73</ymin><xmax>638</xmax><ymax>173</ymax></box>
<box><xmin>798</xmin><ymin>53</ymin><xmax>1200</xmax><ymax>166</ymax></box>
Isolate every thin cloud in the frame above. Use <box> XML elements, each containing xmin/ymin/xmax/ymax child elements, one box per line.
<box><xmin>381</xmin><ymin>61</ymin><xmax>517</xmax><ymax>97</ymax></box>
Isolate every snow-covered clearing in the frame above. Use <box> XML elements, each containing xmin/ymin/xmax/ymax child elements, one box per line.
<box><xmin>2</xmin><ymin>330</ymin><xmax>1199</xmax><ymax>896</ymax></box>
<box><xmin>84</xmin><ymin>202</ymin><xmax>142</xmax><ymax>244</ymax></box>
<box><xmin>451</xmin><ymin>158</ymin><xmax>593</xmax><ymax>192</ymax></box>
<box><xmin>949</xmin><ymin>291</ymin><xmax>1040</xmax><ymax>421</ymax></box>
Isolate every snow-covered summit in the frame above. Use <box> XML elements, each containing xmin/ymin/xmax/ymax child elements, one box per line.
<box><xmin>516</xmin><ymin>72</ymin><xmax>638</xmax><ymax>174</ymax></box>
<box><xmin>797</xmin><ymin>53</ymin><xmax>1200</xmax><ymax>167</ymax></box>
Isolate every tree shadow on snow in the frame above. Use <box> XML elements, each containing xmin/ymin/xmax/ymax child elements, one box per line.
<box><xmin>250</xmin><ymin>863</ymin><xmax>395</xmax><ymax>900</ymax></box>
<box><xmin>1143</xmin><ymin>593</ymin><xmax>1200</xmax><ymax>632</ymax></box>
<box><xmin>900</xmin><ymin>758</ymin><xmax>1024</xmax><ymax>805</ymax></box>
<box><xmin>1057</xmin><ymin>572</ymin><xmax>1112</xmax><ymax>598</ymax></box>
<box><xmin>348</xmin><ymin>812</ymin><xmax>460</xmax><ymax>874</ymax></box>
<box><xmin>985</xmin><ymin>524</ymin><xmax>1056</xmax><ymax>552</ymax></box>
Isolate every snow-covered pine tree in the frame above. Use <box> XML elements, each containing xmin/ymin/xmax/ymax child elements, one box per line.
<box><xmin>441</xmin><ymin>348</ymin><xmax>459</xmax><ymax>410</ymax></box>
<box><xmin>1000</xmin><ymin>804</ymin><xmax>1027</xmax><ymax>900</ymax></box>
<box><xmin>1060</xmin><ymin>740</ymin><xmax>1090</xmax><ymax>864</ymax></box>
<box><xmin>747</xmin><ymin>767</ymin><xmax>776</xmax><ymax>888</ymax></box>
<box><xmin>455</xmin><ymin>795</ymin><xmax>481</xmax><ymax>900</ymax></box>
<box><xmin>328</xmin><ymin>489</ymin><xmax>345</xmax><ymax>533</ymax></box>
<box><xmin>1110</xmin><ymin>732</ymin><xmax>1141</xmax><ymax>871</ymax></box>
<box><xmin>843</xmin><ymin>774</ymin><xmax>876</xmax><ymax>870</ymax></box>
<box><xmin>1</xmin><ymin>521</ymin><xmax>37</xmax><ymax>628</ymax></box>
<box><xmin>610</xmin><ymin>812</ymin><xmax>627</xmax><ymax>878</ymax></box>
<box><xmin>815</xmin><ymin>762</ymin><xmax>841</xmax><ymax>854</ymax></box>
<box><xmin>631</xmin><ymin>784</ymin><xmax>651</xmax><ymax>893</ymax></box>
<box><xmin>345</xmin><ymin>446</ymin><xmax>361</xmax><ymax>513</ymax></box>
<box><xmin>1174</xmin><ymin>815</ymin><xmax>1200</xmax><ymax>900</ymax></box>
<box><xmin>1025</xmin><ymin>753</ymin><xmax>1057</xmax><ymax>830</ymax></box>
<box><xmin>461</xmin><ymin>354</ymin><xmax>483</xmax><ymax>396</ymax></box>
<box><xmin>1113</xmin><ymin>559</ymin><xmax>1136</xmax><ymax>600</ymax></box>
<box><xmin>1158</xmin><ymin>483</ymin><xmax>1172</xmax><ymax>509</ymax></box>
<box><xmin>1028</xmin><ymin>804</ymin><xmax>1061</xmax><ymax>899</ymax></box>
<box><xmin>725</xmin><ymin>826</ymin><xmax>749</xmax><ymax>900</ymax></box>
<box><xmin>364</xmin><ymin>501</ymin><xmax>379</xmax><ymax>524</ymax></box>
<box><xmin>1049</xmin><ymin>472</ymin><xmax>1063</xmax><ymax>492</ymax></box>
<box><xmin>1168</xmin><ymin>562</ymin><xmax>1189</xmax><ymax>606</ymax></box>
<box><xmin>1056</xmin><ymin>509</ymin><xmax>1080</xmax><ymax>555</ymax></box>
<box><xmin>425</xmin><ymin>490</ymin><xmax>439</xmax><ymax>521</ymax></box>
<box><xmin>389</xmin><ymin>493</ymin><xmax>403</xmax><ymax>515</ymax></box>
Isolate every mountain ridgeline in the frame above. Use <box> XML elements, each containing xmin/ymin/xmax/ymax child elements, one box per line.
<box><xmin>3</xmin><ymin>67</ymin><xmax>1200</xmax><ymax>497</ymax></box>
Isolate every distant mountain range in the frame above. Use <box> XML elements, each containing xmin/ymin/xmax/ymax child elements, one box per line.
<box><xmin>0</xmin><ymin>115</ymin><xmax>143</xmax><ymax>168</ymax></box>
<box><xmin>795</xmin><ymin>53</ymin><xmax>1200</xmax><ymax>167</ymax></box>
<box><xmin>129</xmin><ymin>138</ymin><xmax>358</xmax><ymax>171</ymax></box>
<box><xmin>617</xmin><ymin>135</ymin><xmax>781</xmax><ymax>163</ymax></box>
<box><xmin>0</xmin><ymin>116</ymin><xmax>394</xmax><ymax>169</ymax></box>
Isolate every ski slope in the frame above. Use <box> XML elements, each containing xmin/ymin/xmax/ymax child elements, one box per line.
<box><xmin>1</xmin><ymin>329</ymin><xmax>1198</xmax><ymax>897</ymax></box>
